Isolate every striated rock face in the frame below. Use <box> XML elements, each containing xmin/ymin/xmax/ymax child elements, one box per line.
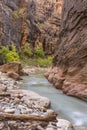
<box><xmin>45</xmin><ymin>0</ymin><xmax>87</xmax><ymax>101</ymax></box>
<box><xmin>32</xmin><ymin>0</ymin><xmax>63</xmax><ymax>54</ymax></box>
<box><xmin>0</xmin><ymin>0</ymin><xmax>22</xmax><ymax>47</ymax></box>
<box><xmin>0</xmin><ymin>0</ymin><xmax>63</xmax><ymax>54</ymax></box>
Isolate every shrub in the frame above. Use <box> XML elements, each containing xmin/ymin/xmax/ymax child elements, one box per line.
<box><xmin>19</xmin><ymin>43</ymin><xmax>33</xmax><ymax>59</ymax></box>
<box><xmin>12</xmin><ymin>8</ymin><xmax>25</xmax><ymax>20</ymax></box>
<box><xmin>35</xmin><ymin>44</ymin><xmax>45</xmax><ymax>58</ymax></box>
<box><xmin>0</xmin><ymin>44</ymin><xmax>20</xmax><ymax>63</ymax></box>
<box><xmin>37</xmin><ymin>56</ymin><xmax>53</xmax><ymax>67</ymax></box>
<box><xmin>0</xmin><ymin>46</ymin><xmax>9</xmax><ymax>63</ymax></box>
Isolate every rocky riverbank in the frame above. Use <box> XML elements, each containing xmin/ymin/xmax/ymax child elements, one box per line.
<box><xmin>45</xmin><ymin>66</ymin><xmax>87</xmax><ymax>102</ymax></box>
<box><xmin>0</xmin><ymin>63</ymin><xmax>73</xmax><ymax>130</ymax></box>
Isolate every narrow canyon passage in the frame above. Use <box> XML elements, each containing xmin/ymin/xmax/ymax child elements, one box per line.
<box><xmin>22</xmin><ymin>71</ymin><xmax>87</xmax><ymax>130</ymax></box>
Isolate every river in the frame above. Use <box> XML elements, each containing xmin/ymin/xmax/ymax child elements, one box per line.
<box><xmin>22</xmin><ymin>71</ymin><xmax>87</xmax><ymax>130</ymax></box>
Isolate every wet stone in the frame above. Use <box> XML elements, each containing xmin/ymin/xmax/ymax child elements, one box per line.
<box><xmin>0</xmin><ymin>122</ymin><xmax>4</xmax><ymax>130</ymax></box>
<box><xmin>4</xmin><ymin>108</ymin><xmax>15</xmax><ymax>113</ymax></box>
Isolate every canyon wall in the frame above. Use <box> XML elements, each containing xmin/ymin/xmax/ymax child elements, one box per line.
<box><xmin>45</xmin><ymin>0</ymin><xmax>87</xmax><ymax>101</ymax></box>
<box><xmin>0</xmin><ymin>0</ymin><xmax>22</xmax><ymax>47</ymax></box>
<box><xmin>0</xmin><ymin>0</ymin><xmax>63</xmax><ymax>54</ymax></box>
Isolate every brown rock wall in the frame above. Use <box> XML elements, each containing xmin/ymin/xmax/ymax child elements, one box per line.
<box><xmin>0</xmin><ymin>0</ymin><xmax>63</xmax><ymax>55</ymax></box>
<box><xmin>45</xmin><ymin>0</ymin><xmax>87</xmax><ymax>101</ymax></box>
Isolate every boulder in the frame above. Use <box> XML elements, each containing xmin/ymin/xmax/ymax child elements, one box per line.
<box><xmin>0</xmin><ymin>62</ymin><xmax>22</xmax><ymax>75</ymax></box>
<box><xmin>0</xmin><ymin>62</ymin><xmax>28</xmax><ymax>80</ymax></box>
<box><xmin>57</xmin><ymin>119</ymin><xmax>74</xmax><ymax>130</ymax></box>
<box><xmin>7</xmin><ymin>72</ymin><xmax>22</xmax><ymax>80</ymax></box>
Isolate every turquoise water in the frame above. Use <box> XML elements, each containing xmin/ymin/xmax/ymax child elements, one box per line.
<box><xmin>22</xmin><ymin>72</ymin><xmax>87</xmax><ymax>129</ymax></box>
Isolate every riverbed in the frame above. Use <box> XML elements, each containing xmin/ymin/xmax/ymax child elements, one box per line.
<box><xmin>22</xmin><ymin>71</ymin><xmax>87</xmax><ymax>130</ymax></box>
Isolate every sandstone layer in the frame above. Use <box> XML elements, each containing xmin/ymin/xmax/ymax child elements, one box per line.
<box><xmin>45</xmin><ymin>0</ymin><xmax>87</xmax><ymax>101</ymax></box>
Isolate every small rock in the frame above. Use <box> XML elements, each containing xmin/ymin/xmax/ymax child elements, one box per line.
<box><xmin>4</xmin><ymin>98</ymin><xmax>9</xmax><ymax>103</ymax></box>
<box><xmin>57</xmin><ymin>119</ymin><xmax>74</xmax><ymax>130</ymax></box>
<box><xmin>46</xmin><ymin>109</ymin><xmax>56</xmax><ymax>115</ymax></box>
<box><xmin>0</xmin><ymin>72</ymin><xmax>2</xmax><ymax>75</ymax></box>
<box><xmin>7</xmin><ymin>72</ymin><xmax>22</xmax><ymax>80</ymax></box>
<box><xmin>15</xmin><ymin>109</ymin><xmax>21</xmax><ymax>114</ymax></box>
<box><xmin>13</xmin><ymin>81</ymin><xmax>17</xmax><ymax>85</ymax></box>
<box><xmin>0</xmin><ymin>122</ymin><xmax>4</xmax><ymax>129</ymax></box>
<box><xmin>4</xmin><ymin>108</ymin><xmax>15</xmax><ymax>113</ymax></box>
<box><xmin>8</xmin><ymin>121</ymin><xmax>18</xmax><ymax>130</ymax></box>
<box><xmin>17</xmin><ymin>105</ymin><xmax>25</xmax><ymax>110</ymax></box>
<box><xmin>14</xmin><ymin>98</ymin><xmax>20</xmax><ymax>104</ymax></box>
<box><xmin>1</xmin><ymin>102</ymin><xmax>8</xmax><ymax>107</ymax></box>
<box><xmin>8</xmin><ymin>121</ymin><xmax>16</xmax><ymax>125</ymax></box>
<box><xmin>37</xmin><ymin>125</ymin><xmax>44</xmax><ymax>130</ymax></box>
<box><xmin>46</xmin><ymin>128</ymin><xmax>55</xmax><ymax>130</ymax></box>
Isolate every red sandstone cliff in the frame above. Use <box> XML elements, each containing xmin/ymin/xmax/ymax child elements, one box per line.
<box><xmin>45</xmin><ymin>0</ymin><xmax>87</xmax><ymax>101</ymax></box>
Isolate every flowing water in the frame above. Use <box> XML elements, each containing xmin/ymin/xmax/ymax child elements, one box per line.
<box><xmin>22</xmin><ymin>71</ymin><xmax>87</xmax><ymax>130</ymax></box>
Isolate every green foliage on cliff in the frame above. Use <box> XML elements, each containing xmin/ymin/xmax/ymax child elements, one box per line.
<box><xmin>0</xmin><ymin>46</ymin><xmax>9</xmax><ymax>63</ymax></box>
<box><xmin>19</xmin><ymin>43</ymin><xmax>33</xmax><ymax>59</ymax></box>
<box><xmin>21</xmin><ymin>56</ymin><xmax>53</xmax><ymax>67</ymax></box>
<box><xmin>19</xmin><ymin>43</ymin><xmax>52</xmax><ymax>67</ymax></box>
<box><xmin>0</xmin><ymin>44</ymin><xmax>20</xmax><ymax>63</ymax></box>
<box><xmin>0</xmin><ymin>43</ymin><xmax>52</xmax><ymax>67</ymax></box>
<box><xmin>37</xmin><ymin>56</ymin><xmax>53</xmax><ymax>67</ymax></box>
<box><xmin>35</xmin><ymin>44</ymin><xmax>45</xmax><ymax>58</ymax></box>
<box><xmin>6</xmin><ymin>44</ymin><xmax>20</xmax><ymax>63</ymax></box>
<box><xmin>12</xmin><ymin>9</ymin><xmax>25</xmax><ymax>20</ymax></box>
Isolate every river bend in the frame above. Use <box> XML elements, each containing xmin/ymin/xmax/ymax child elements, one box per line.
<box><xmin>22</xmin><ymin>72</ymin><xmax>87</xmax><ymax>130</ymax></box>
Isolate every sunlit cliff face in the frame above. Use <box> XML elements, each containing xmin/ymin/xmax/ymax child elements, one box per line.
<box><xmin>52</xmin><ymin>0</ymin><xmax>63</xmax><ymax>13</ymax></box>
<box><xmin>36</xmin><ymin>0</ymin><xmax>63</xmax><ymax>14</ymax></box>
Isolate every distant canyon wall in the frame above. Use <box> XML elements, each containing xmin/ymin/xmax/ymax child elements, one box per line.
<box><xmin>0</xmin><ymin>0</ymin><xmax>63</xmax><ymax>54</ymax></box>
<box><xmin>45</xmin><ymin>0</ymin><xmax>87</xmax><ymax>101</ymax></box>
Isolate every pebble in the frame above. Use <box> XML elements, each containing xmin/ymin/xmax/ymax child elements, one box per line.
<box><xmin>4</xmin><ymin>108</ymin><xmax>15</xmax><ymax>113</ymax></box>
<box><xmin>46</xmin><ymin>109</ymin><xmax>56</xmax><ymax>115</ymax></box>
<box><xmin>1</xmin><ymin>102</ymin><xmax>8</xmax><ymax>107</ymax></box>
<box><xmin>0</xmin><ymin>122</ymin><xmax>4</xmax><ymax>129</ymax></box>
<box><xmin>37</xmin><ymin>125</ymin><xmax>44</xmax><ymax>130</ymax></box>
<box><xmin>14</xmin><ymin>98</ymin><xmax>20</xmax><ymax>104</ymax></box>
<box><xmin>15</xmin><ymin>109</ymin><xmax>21</xmax><ymax>114</ymax></box>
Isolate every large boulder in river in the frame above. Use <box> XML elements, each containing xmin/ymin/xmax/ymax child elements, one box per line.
<box><xmin>45</xmin><ymin>0</ymin><xmax>87</xmax><ymax>101</ymax></box>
